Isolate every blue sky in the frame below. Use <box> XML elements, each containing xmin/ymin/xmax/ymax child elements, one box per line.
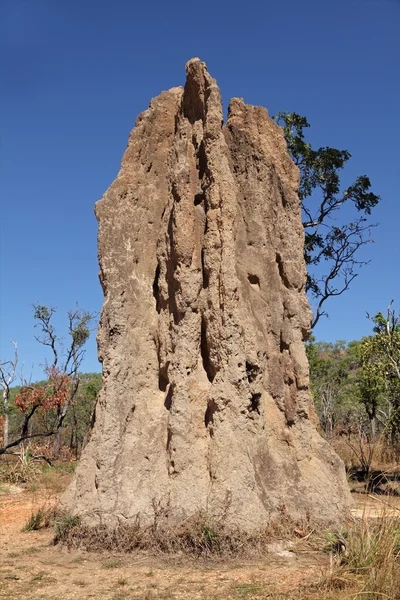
<box><xmin>1</xmin><ymin>0</ymin><xmax>399</xmax><ymax>381</ymax></box>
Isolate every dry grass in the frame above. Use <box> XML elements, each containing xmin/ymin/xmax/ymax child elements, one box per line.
<box><xmin>0</xmin><ymin>454</ymin><xmax>76</xmax><ymax>492</ymax></box>
<box><xmin>318</xmin><ymin>512</ymin><xmax>400</xmax><ymax>600</ymax></box>
<box><xmin>21</xmin><ymin>504</ymin><xmax>58</xmax><ymax>531</ymax></box>
<box><xmin>0</xmin><ymin>461</ymin><xmax>74</xmax><ymax>535</ymax></box>
<box><xmin>54</xmin><ymin>505</ymin><xmax>315</xmax><ymax>558</ymax></box>
<box><xmin>0</xmin><ymin>453</ymin><xmax>42</xmax><ymax>484</ymax></box>
<box><xmin>331</xmin><ymin>434</ymin><xmax>400</xmax><ymax>474</ymax></box>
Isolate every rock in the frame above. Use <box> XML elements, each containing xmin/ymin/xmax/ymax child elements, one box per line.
<box><xmin>61</xmin><ymin>59</ymin><xmax>352</xmax><ymax>531</ymax></box>
<box><xmin>266</xmin><ymin>541</ymin><xmax>297</xmax><ymax>559</ymax></box>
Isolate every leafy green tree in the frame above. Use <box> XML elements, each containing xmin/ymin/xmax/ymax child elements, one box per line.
<box><xmin>359</xmin><ymin>304</ymin><xmax>400</xmax><ymax>442</ymax></box>
<box><xmin>274</xmin><ymin>113</ymin><xmax>380</xmax><ymax>328</ymax></box>
<box><xmin>307</xmin><ymin>337</ymin><xmax>362</xmax><ymax>437</ymax></box>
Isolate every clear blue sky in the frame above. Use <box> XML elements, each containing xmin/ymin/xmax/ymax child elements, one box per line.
<box><xmin>1</xmin><ymin>0</ymin><xmax>399</xmax><ymax>381</ymax></box>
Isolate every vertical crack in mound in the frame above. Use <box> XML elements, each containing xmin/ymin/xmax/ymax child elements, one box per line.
<box><xmin>204</xmin><ymin>399</ymin><xmax>217</xmax><ymax>437</ymax></box>
<box><xmin>158</xmin><ymin>362</ymin><xmax>169</xmax><ymax>392</ymax></box>
<box><xmin>192</xmin><ymin>135</ymin><xmax>207</xmax><ymax>183</ymax></box>
<box><xmin>200</xmin><ymin>315</ymin><xmax>216</xmax><ymax>382</ymax></box>
<box><xmin>153</xmin><ymin>264</ymin><xmax>161</xmax><ymax>313</ymax></box>
<box><xmin>246</xmin><ymin>361</ymin><xmax>262</xmax><ymax>415</ymax></box>
<box><xmin>164</xmin><ymin>384</ymin><xmax>174</xmax><ymax>411</ymax></box>
<box><xmin>99</xmin><ymin>264</ymin><xmax>107</xmax><ymax>294</ymax></box>
<box><xmin>245</xmin><ymin>360</ymin><xmax>260</xmax><ymax>384</ymax></box>
<box><xmin>166</xmin><ymin>209</ymin><xmax>182</xmax><ymax>324</ymax></box>
<box><xmin>166</xmin><ymin>427</ymin><xmax>172</xmax><ymax>451</ymax></box>
<box><xmin>197</xmin><ymin>140</ymin><xmax>207</xmax><ymax>180</ymax></box>
<box><xmin>194</xmin><ymin>192</ymin><xmax>204</xmax><ymax>206</ymax></box>
<box><xmin>166</xmin><ymin>426</ymin><xmax>176</xmax><ymax>476</ymax></box>
<box><xmin>275</xmin><ymin>253</ymin><xmax>290</xmax><ymax>288</ymax></box>
<box><xmin>201</xmin><ymin>248</ymin><xmax>209</xmax><ymax>289</ymax></box>
<box><xmin>248</xmin><ymin>393</ymin><xmax>261</xmax><ymax>414</ymax></box>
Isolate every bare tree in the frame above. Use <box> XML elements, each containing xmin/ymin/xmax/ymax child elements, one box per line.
<box><xmin>0</xmin><ymin>305</ymin><xmax>96</xmax><ymax>458</ymax></box>
<box><xmin>33</xmin><ymin>304</ymin><xmax>95</xmax><ymax>457</ymax></box>
<box><xmin>310</xmin><ymin>219</ymin><xmax>375</xmax><ymax>328</ymax></box>
<box><xmin>0</xmin><ymin>340</ymin><xmax>18</xmax><ymax>448</ymax></box>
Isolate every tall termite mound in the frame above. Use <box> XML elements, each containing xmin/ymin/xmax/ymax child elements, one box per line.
<box><xmin>62</xmin><ymin>59</ymin><xmax>351</xmax><ymax>529</ymax></box>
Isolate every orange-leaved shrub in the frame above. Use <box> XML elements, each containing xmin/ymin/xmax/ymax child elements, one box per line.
<box><xmin>15</xmin><ymin>366</ymin><xmax>71</xmax><ymax>413</ymax></box>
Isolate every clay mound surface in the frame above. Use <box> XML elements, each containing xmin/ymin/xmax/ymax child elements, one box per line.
<box><xmin>61</xmin><ymin>58</ymin><xmax>352</xmax><ymax>530</ymax></box>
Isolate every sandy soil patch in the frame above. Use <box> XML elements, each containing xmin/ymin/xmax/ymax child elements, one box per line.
<box><xmin>0</xmin><ymin>484</ymin><xmax>332</xmax><ymax>600</ymax></box>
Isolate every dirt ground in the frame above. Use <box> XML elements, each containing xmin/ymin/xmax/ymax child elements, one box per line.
<box><xmin>1</xmin><ymin>477</ymin><xmax>399</xmax><ymax>600</ymax></box>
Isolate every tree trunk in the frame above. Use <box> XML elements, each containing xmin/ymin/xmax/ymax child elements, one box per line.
<box><xmin>3</xmin><ymin>388</ymin><xmax>9</xmax><ymax>448</ymax></box>
<box><xmin>53</xmin><ymin>427</ymin><xmax>62</xmax><ymax>458</ymax></box>
<box><xmin>370</xmin><ymin>415</ymin><xmax>376</xmax><ymax>440</ymax></box>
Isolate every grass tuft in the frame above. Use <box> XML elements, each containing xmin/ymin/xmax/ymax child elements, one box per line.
<box><xmin>22</xmin><ymin>505</ymin><xmax>57</xmax><ymax>532</ymax></box>
<box><xmin>318</xmin><ymin>513</ymin><xmax>400</xmax><ymax>599</ymax></box>
<box><xmin>22</xmin><ymin>510</ymin><xmax>45</xmax><ymax>531</ymax></box>
<box><xmin>53</xmin><ymin>514</ymin><xmax>81</xmax><ymax>542</ymax></box>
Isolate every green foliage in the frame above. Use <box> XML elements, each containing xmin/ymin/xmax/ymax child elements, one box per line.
<box><xmin>274</xmin><ymin>112</ymin><xmax>380</xmax><ymax>327</ymax></box>
<box><xmin>33</xmin><ymin>305</ymin><xmax>57</xmax><ymax>344</ymax></box>
<box><xmin>307</xmin><ymin>304</ymin><xmax>400</xmax><ymax>446</ymax></box>
<box><xmin>359</xmin><ymin>305</ymin><xmax>400</xmax><ymax>442</ymax></box>
<box><xmin>64</xmin><ymin>372</ymin><xmax>101</xmax><ymax>457</ymax></box>
<box><xmin>200</xmin><ymin>525</ymin><xmax>220</xmax><ymax>550</ymax></box>
<box><xmin>34</xmin><ymin>306</ymin><xmax>50</xmax><ymax>321</ymax></box>
<box><xmin>71</xmin><ymin>315</ymin><xmax>91</xmax><ymax>348</ymax></box>
<box><xmin>275</xmin><ymin>112</ymin><xmax>379</xmax><ymax>217</ymax></box>
<box><xmin>306</xmin><ymin>336</ymin><xmax>362</xmax><ymax>436</ymax></box>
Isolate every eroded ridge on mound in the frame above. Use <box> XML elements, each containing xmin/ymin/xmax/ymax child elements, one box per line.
<box><xmin>62</xmin><ymin>58</ymin><xmax>352</xmax><ymax>530</ymax></box>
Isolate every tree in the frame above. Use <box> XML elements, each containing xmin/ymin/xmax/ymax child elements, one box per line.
<box><xmin>0</xmin><ymin>305</ymin><xmax>96</xmax><ymax>457</ymax></box>
<box><xmin>64</xmin><ymin>372</ymin><xmax>101</xmax><ymax>458</ymax></box>
<box><xmin>306</xmin><ymin>337</ymin><xmax>362</xmax><ymax>437</ymax></box>
<box><xmin>274</xmin><ymin>113</ymin><xmax>380</xmax><ymax>328</ymax></box>
<box><xmin>0</xmin><ymin>340</ymin><xmax>18</xmax><ymax>448</ymax></box>
<box><xmin>359</xmin><ymin>303</ymin><xmax>400</xmax><ymax>442</ymax></box>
